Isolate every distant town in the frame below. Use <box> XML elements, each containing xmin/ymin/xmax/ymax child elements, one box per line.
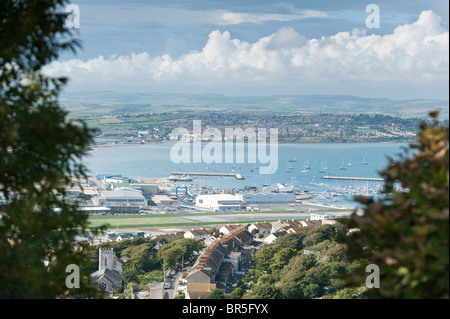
<box><xmin>76</xmin><ymin>111</ymin><xmax>430</xmax><ymax>146</ymax></box>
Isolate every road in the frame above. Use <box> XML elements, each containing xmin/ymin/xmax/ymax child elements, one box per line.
<box><xmin>164</xmin><ymin>269</ymin><xmax>183</xmax><ymax>299</ymax></box>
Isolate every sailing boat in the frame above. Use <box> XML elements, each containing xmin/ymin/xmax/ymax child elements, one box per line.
<box><xmin>363</xmin><ymin>152</ymin><xmax>369</xmax><ymax>165</ymax></box>
<box><xmin>263</xmin><ymin>178</ymin><xmax>270</xmax><ymax>187</ymax></box>
<box><xmin>304</xmin><ymin>160</ymin><xmax>311</xmax><ymax>170</ymax></box>
<box><xmin>319</xmin><ymin>161</ymin><xmax>326</xmax><ymax>173</ymax></box>
<box><xmin>340</xmin><ymin>160</ymin><xmax>347</xmax><ymax>170</ymax></box>
<box><xmin>348</xmin><ymin>159</ymin><xmax>352</xmax><ymax>166</ymax></box>
<box><xmin>288</xmin><ymin>155</ymin><xmax>297</xmax><ymax>162</ymax></box>
<box><xmin>301</xmin><ymin>163</ymin><xmax>308</xmax><ymax>173</ymax></box>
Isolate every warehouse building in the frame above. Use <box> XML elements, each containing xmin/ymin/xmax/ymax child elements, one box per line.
<box><xmin>236</xmin><ymin>192</ymin><xmax>296</xmax><ymax>204</ymax></box>
<box><xmin>95</xmin><ymin>188</ymin><xmax>147</xmax><ymax>213</ymax></box>
<box><xmin>110</xmin><ymin>182</ymin><xmax>159</xmax><ymax>197</ymax></box>
<box><xmin>195</xmin><ymin>194</ymin><xmax>242</xmax><ymax>212</ymax></box>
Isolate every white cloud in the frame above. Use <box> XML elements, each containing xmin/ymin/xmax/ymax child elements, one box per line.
<box><xmin>217</xmin><ymin>10</ymin><xmax>327</xmax><ymax>25</ymax></box>
<box><xmin>44</xmin><ymin>11</ymin><xmax>448</xmax><ymax>93</ymax></box>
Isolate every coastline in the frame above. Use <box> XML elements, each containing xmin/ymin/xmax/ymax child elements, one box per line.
<box><xmin>91</xmin><ymin>139</ymin><xmax>412</xmax><ymax>149</ymax></box>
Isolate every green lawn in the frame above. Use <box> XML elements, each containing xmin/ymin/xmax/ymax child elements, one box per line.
<box><xmin>88</xmin><ymin>211</ymin><xmax>309</xmax><ymax>229</ymax></box>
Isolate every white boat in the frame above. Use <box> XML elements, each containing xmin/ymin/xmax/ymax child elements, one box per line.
<box><xmin>363</xmin><ymin>153</ymin><xmax>369</xmax><ymax>165</ymax></box>
<box><xmin>304</xmin><ymin>160</ymin><xmax>311</xmax><ymax>170</ymax></box>
<box><xmin>167</xmin><ymin>174</ymin><xmax>193</xmax><ymax>182</ymax></box>
<box><xmin>319</xmin><ymin>161</ymin><xmax>327</xmax><ymax>173</ymax></box>
<box><xmin>288</xmin><ymin>155</ymin><xmax>297</xmax><ymax>162</ymax></box>
<box><xmin>340</xmin><ymin>160</ymin><xmax>347</xmax><ymax>170</ymax></box>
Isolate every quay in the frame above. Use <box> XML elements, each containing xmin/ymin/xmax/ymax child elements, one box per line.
<box><xmin>322</xmin><ymin>176</ymin><xmax>384</xmax><ymax>182</ymax></box>
<box><xmin>171</xmin><ymin>171</ymin><xmax>245</xmax><ymax>180</ymax></box>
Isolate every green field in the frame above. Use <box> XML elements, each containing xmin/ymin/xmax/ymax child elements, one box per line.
<box><xmin>88</xmin><ymin>211</ymin><xmax>309</xmax><ymax>230</ymax></box>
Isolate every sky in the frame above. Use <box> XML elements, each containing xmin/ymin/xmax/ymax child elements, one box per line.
<box><xmin>45</xmin><ymin>0</ymin><xmax>449</xmax><ymax>100</ymax></box>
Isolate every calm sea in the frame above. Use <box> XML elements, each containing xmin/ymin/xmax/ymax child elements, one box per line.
<box><xmin>83</xmin><ymin>142</ymin><xmax>409</xmax><ymax>208</ymax></box>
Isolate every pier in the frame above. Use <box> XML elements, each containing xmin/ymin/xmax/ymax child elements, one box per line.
<box><xmin>171</xmin><ymin>171</ymin><xmax>245</xmax><ymax>180</ymax></box>
<box><xmin>321</xmin><ymin>176</ymin><xmax>384</xmax><ymax>182</ymax></box>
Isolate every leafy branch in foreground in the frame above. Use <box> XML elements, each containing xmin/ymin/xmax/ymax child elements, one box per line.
<box><xmin>342</xmin><ymin>110</ymin><xmax>449</xmax><ymax>299</ymax></box>
<box><xmin>0</xmin><ymin>0</ymin><xmax>105</xmax><ymax>298</ymax></box>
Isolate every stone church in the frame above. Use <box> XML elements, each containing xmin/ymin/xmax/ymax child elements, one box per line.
<box><xmin>91</xmin><ymin>248</ymin><xmax>124</xmax><ymax>293</ymax></box>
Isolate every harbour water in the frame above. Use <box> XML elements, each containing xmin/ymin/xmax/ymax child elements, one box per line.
<box><xmin>84</xmin><ymin>142</ymin><xmax>409</xmax><ymax>208</ymax></box>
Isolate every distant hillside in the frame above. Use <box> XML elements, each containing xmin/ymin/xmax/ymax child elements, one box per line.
<box><xmin>60</xmin><ymin>91</ymin><xmax>449</xmax><ymax>118</ymax></box>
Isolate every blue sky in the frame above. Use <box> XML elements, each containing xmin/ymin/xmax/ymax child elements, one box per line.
<box><xmin>48</xmin><ymin>0</ymin><xmax>449</xmax><ymax>100</ymax></box>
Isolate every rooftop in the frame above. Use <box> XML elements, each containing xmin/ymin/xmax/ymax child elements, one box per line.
<box><xmin>102</xmin><ymin>188</ymin><xmax>145</xmax><ymax>199</ymax></box>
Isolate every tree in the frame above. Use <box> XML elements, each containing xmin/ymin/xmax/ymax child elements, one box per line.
<box><xmin>252</xmin><ymin>244</ymin><xmax>278</xmax><ymax>272</ymax></box>
<box><xmin>157</xmin><ymin>238</ymin><xmax>204</xmax><ymax>268</ymax></box>
<box><xmin>243</xmin><ymin>282</ymin><xmax>279</xmax><ymax>299</ymax></box>
<box><xmin>0</xmin><ymin>0</ymin><xmax>105</xmax><ymax>298</ymax></box>
<box><xmin>302</xmin><ymin>283</ymin><xmax>321</xmax><ymax>299</ymax></box>
<box><xmin>271</xmin><ymin>247</ymin><xmax>297</xmax><ymax>271</ymax></box>
<box><xmin>160</xmin><ymin>246</ymin><xmax>184</xmax><ymax>269</ymax></box>
<box><xmin>229</xmin><ymin>287</ymin><xmax>244</xmax><ymax>299</ymax></box>
<box><xmin>342</xmin><ymin>110</ymin><xmax>449</xmax><ymax>298</ymax></box>
<box><xmin>207</xmin><ymin>289</ymin><xmax>226</xmax><ymax>299</ymax></box>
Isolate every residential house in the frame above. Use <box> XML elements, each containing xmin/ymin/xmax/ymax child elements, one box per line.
<box><xmin>185</xmin><ymin>283</ymin><xmax>216</xmax><ymax>299</ymax></box>
<box><xmin>219</xmin><ymin>224</ymin><xmax>241</xmax><ymax>235</ymax></box>
<box><xmin>248</xmin><ymin>222</ymin><xmax>272</xmax><ymax>235</ymax></box>
<box><xmin>285</xmin><ymin>225</ymin><xmax>316</xmax><ymax>234</ymax></box>
<box><xmin>184</xmin><ymin>228</ymin><xmax>211</xmax><ymax>241</ymax></box>
<box><xmin>263</xmin><ymin>230</ymin><xmax>288</xmax><ymax>245</ymax></box>
<box><xmin>186</xmin><ymin>226</ymin><xmax>253</xmax><ymax>295</ymax></box>
<box><xmin>116</xmin><ymin>233</ymin><xmax>133</xmax><ymax>241</ymax></box>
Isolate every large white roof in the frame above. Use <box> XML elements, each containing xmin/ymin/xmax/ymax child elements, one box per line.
<box><xmin>102</xmin><ymin>188</ymin><xmax>145</xmax><ymax>199</ymax></box>
<box><xmin>197</xmin><ymin>194</ymin><xmax>240</xmax><ymax>201</ymax></box>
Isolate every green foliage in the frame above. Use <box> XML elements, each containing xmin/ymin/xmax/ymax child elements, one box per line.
<box><xmin>229</xmin><ymin>287</ymin><xmax>245</xmax><ymax>299</ymax></box>
<box><xmin>302</xmin><ymin>284</ymin><xmax>321</xmax><ymax>299</ymax></box>
<box><xmin>207</xmin><ymin>289</ymin><xmax>226</xmax><ymax>299</ymax></box>
<box><xmin>0</xmin><ymin>0</ymin><xmax>105</xmax><ymax>298</ymax></box>
<box><xmin>243</xmin><ymin>282</ymin><xmax>279</xmax><ymax>299</ymax></box>
<box><xmin>342</xmin><ymin>110</ymin><xmax>449</xmax><ymax>299</ymax></box>
<box><xmin>245</xmin><ymin>224</ymin><xmax>364</xmax><ymax>299</ymax></box>
<box><xmin>139</xmin><ymin>270</ymin><xmax>164</xmax><ymax>285</ymax></box>
<box><xmin>100</xmin><ymin>237</ymin><xmax>161</xmax><ymax>258</ymax></box>
<box><xmin>326</xmin><ymin>287</ymin><xmax>360</xmax><ymax>299</ymax></box>
<box><xmin>252</xmin><ymin>231</ymin><xmax>308</xmax><ymax>273</ymax></box>
<box><xmin>158</xmin><ymin>238</ymin><xmax>204</xmax><ymax>268</ymax></box>
<box><xmin>302</xmin><ymin>224</ymin><xmax>347</xmax><ymax>248</ymax></box>
<box><xmin>271</xmin><ymin>247</ymin><xmax>298</xmax><ymax>271</ymax></box>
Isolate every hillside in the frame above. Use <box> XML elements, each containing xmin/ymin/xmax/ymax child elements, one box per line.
<box><xmin>60</xmin><ymin>91</ymin><xmax>449</xmax><ymax>118</ymax></box>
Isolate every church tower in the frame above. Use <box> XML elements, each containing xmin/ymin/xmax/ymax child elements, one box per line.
<box><xmin>99</xmin><ymin>248</ymin><xmax>114</xmax><ymax>271</ymax></box>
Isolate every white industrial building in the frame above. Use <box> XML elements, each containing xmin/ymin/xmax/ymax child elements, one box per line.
<box><xmin>236</xmin><ymin>192</ymin><xmax>296</xmax><ymax>204</ymax></box>
<box><xmin>111</xmin><ymin>182</ymin><xmax>158</xmax><ymax>197</ymax></box>
<box><xmin>195</xmin><ymin>194</ymin><xmax>242</xmax><ymax>211</ymax></box>
<box><xmin>96</xmin><ymin>188</ymin><xmax>147</xmax><ymax>207</ymax></box>
<box><xmin>310</xmin><ymin>212</ymin><xmax>336</xmax><ymax>220</ymax></box>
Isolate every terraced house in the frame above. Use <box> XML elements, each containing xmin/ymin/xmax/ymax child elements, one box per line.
<box><xmin>185</xmin><ymin>226</ymin><xmax>254</xmax><ymax>298</ymax></box>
